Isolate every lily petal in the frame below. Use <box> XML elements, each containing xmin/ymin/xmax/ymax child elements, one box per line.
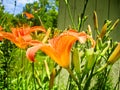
<box><xmin>26</xmin><ymin>30</ymin><xmax>91</xmax><ymax>68</ymax></box>
<box><xmin>0</xmin><ymin>25</ymin><xmax>46</xmax><ymax>49</ymax></box>
<box><xmin>30</xmin><ymin>26</ymin><xmax>46</xmax><ymax>33</ymax></box>
<box><xmin>26</xmin><ymin>44</ymin><xmax>41</xmax><ymax>61</ymax></box>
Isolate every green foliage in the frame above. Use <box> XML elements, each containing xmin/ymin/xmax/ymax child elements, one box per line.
<box><xmin>91</xmin><ymin>70</ymin><xmax>113</xmax><ymax>90</ymax></box>
<box><xmin>0</xmin><ymin>40</ymin><xmax>16</xmax><ymax>89</ymax></box>
<box><xmin>16</xmin><ymin>0</ymin><xmax>58</xmax><ymax>28</ymax></box>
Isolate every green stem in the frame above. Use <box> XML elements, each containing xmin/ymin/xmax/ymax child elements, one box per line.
<box><xmin>66</xmin><ymin>68</ymin><xmax>80</xmax><ymax>89</ymax></box>
<box><xmin>20</xmin><ymin>49</ymin><xmax>24</xmax><ymax>89</ymax></box>
<box><xmin>78</xmin><ymin>0</ymin><xmax>88</xmax><ymax>31</ymax></box>
<box><xmin>66</xmin><ymin>68</ymin><xmax>78</xmax><ymax>83</ymax></box>
<box><xmin>83</xmin><ymin>74</ymin><xmax>93</xmax><ymax>90</ymax></box>
<box><xmin>95</xmin><ymin>63</ymin><xmax>108</xmax><ymax>74</ymax></box>
<box><xmin>83</xmin><ymin>67</ymin><xmax>94</xmax><ymax>90</ymax></box>
<box><xmin>89</xmin><ymin>63</ymin><xmax>108</xmax><ymax>82</ymax></box>
<box><xmin>38</xmin><ymin>16</ymin><xmax>44</xmax><ymax>27</ymax></box>
<box><xmin>32</xmin><ymin>62</ymin><xmax>36</xmax><ymax>90</ymax></box>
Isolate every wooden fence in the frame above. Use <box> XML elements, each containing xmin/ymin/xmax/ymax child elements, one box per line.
<box><xmin>57</xmin><ymin>0</ymin><xmax>120</xmax><ymax>89</ymax></box>
<box><xmin>57</xmin><ymin>0</ymin><xmax>120</xmax><ymax>41</ymax></box>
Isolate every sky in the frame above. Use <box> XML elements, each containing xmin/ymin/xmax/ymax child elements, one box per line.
<box><xmin>1</xmin><ymin>0</ymin><xmax>38</xmax><ymax>15</ymax></box>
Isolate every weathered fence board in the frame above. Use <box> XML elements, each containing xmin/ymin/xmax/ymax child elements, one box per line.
<box><xmin>57</xmin><ymin>0</ymin><xmax>120</xmax><ymax>41</ymax></box>
<box><xmin>109</xmin><ymin>0</ymin><xmax>120</xmax><ymax>41</ymax></box>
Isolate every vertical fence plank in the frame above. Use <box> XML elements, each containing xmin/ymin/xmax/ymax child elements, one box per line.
<box><xmin>57</xmin><ymin>0</ymin><xmax>77</xmax><ymax>30</ymax></box>
<box><xmin>109</xmin><ymin>0</ymin><xmax>120</xmax><ymax>90</ymax></box>
<box><xmin>64</xmin><ymin>0</ymin><xmax>75</xmax><ymax>29</ymax></box>
<box><xmin>83</xmin><ymin>0</ymin><xmax>96</xmax><ymax>36</ymax></box>
<box><xmin>109</xmin><ymin>0</ymin><xmax>120</xmax><ymax>41</ymax></box>
<box><xmin>57</xmin><ymin>0</ymin><xmax>66</xmax><ymax>30</ymax></box>
<box><xmin>74</xmin><ymin>0</ymin><xmax>84</xmax><ymax>28</ymax></box>
<box><xmin>96</xmin><ymin>0</ymin><xmax>109</xmax><ymax>30</ymax></box>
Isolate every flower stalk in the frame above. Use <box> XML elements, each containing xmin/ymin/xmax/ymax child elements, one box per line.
<box><xmin>65</xmin><ymin>67</ymin><xmax>79</xmax><ymax>86</ymax></box>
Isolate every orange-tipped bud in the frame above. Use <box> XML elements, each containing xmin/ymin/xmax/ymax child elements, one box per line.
<box><xmin>99</xmin><ymin>23</ymin><xmax>107</xmax><ymax>38</ymax></box>
<box><xmin>107</xmin><ymin>43</ymin><xmax>120</xmax><ymax>64</ymax></box>
<box><xmin>93</xmin><ymin>11</ymin><xmax>98</xmax><ymax>30</ymax></box>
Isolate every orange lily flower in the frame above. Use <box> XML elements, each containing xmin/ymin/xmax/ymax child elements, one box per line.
<box><xmin>26</xmin><ymin>30</ymin><xmax>94</xmax><ymax>68</ymax></box>
<box><xmin>0</xmin><ymin>26</ymin><xmax>3</xmax><ymax>40</ymax></box>
<box><xmin>0</xmin><ymin>26</ymin><xmax>46</xmax><ymax>49</ymax></box>
<box><xmin>23</xmin><ymin>12</ymin><xmax>34</xmax><ymax>19</ymax></box>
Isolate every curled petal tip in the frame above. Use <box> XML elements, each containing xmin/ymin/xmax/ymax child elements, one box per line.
<box><xmin>26</xmin><ymin>44</ymin><xmax>41</xmax><ymax>62</ymax></box>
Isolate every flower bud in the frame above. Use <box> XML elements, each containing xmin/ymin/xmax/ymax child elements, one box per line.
<box><xmin>107</xmin><ymin>43</ymin><xmax>120</xmax><ymax>64</ymax></box>
<box><xmin>99</xmin><ymin>23</ymin><xmax>107</xmax><ymax>38</ymax></box>
<box><xmin>93</xmin><ymin>11</ymin><xmax>98</xmax><ymax>30</ymax></box>
<box><xmin>84</xmin><ymin>48</ymin><xmax>96</xmax><ymax>73</ymax></box>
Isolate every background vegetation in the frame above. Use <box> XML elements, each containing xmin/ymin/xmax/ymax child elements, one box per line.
<box><xmin>0</xmin><ymin>0</ymin><xmax>120</xmax><ymax>90</ymax></box>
